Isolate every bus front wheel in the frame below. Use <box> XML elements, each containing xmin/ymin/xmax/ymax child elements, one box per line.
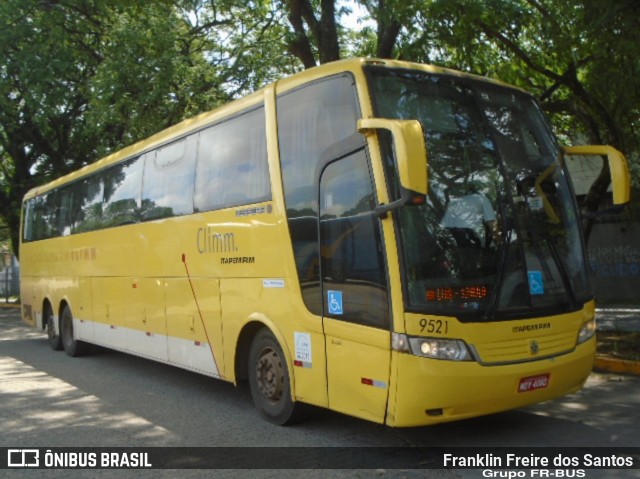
<box><xmin>60</xmin><ymin>305</ymin><xmax>89</xmax><ymax>357</ymax></box>
<box><xmin>248</xmin><ymin>328</ymin><xmax>302</xmax><ymax>425</ymax></box>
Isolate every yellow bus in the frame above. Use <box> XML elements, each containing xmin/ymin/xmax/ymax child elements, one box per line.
<box><xmin>20</xmin><ymin>58</ymin><xmax>631</xmax><ymax>427</ymax></box>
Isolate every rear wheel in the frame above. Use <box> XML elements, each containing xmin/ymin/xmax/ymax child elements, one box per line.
<box><xmin>60</xmin><ymin>305</ymin><xmax>89</xmax><ymax>357</ymax></box>
<box><xmin>248</xmin><ymin>328</ymin><xmax>303</xmax><ymax>425</ymax></box>
<box><xmin>44</xmin><ymin>304</ymin><xmax>63</xmax><ymax>351</ymax></box>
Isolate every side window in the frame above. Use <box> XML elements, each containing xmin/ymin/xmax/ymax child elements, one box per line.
<box><xmin>320</xmin><ymin>151</ymin><xmax>389</xmax><ymax>328</ymax></box>
<box><xmin>23</xmin><ymin>195</ymin><xmax>51</xmax><ymax>242</ymax></box>
<box><xmin>22</xmin><ymin>199</ymin><xmax>36</xmax><ymax>242</ymax></box>
<box><xmin>56</xmin><ymin>185</ymin><xmax>74</xmax><ymax>236</ymax></box>
<box><xmin>31</xmin><ymin>188</ymin><xmax>73</xmax><ymax>239</ymax></box>
<box><xmin>142</xmin><ymin>136</ymin><xmax>197</xmax><ymax>221</ymax></box>
<box><xmin>36</xmin><ymin>190</ymin><xmax>65</xmax><ymax>239</ymax></box>
<box><xmin>278</xmin><ymin>75</ymin><xmax>361</xmax><ymax>215</ymax></box>
<box><xmin>102</xmin><ymin>157</ymin><xmax>143</xmax><ymax>227</ymax></box>
<box><xmin>195</xmin><ymin>106</ymin><xmax>270</xmax><ymax>212</ymax></box>
<box><xmin>277</xmin><ymin>74</ymin><xmax>362</xmax><ymax>315</ymax></box>
<box><xmin>71</xmin><ymin>175</ymin><xmax>104</xmax><ymax>233</ymax></box>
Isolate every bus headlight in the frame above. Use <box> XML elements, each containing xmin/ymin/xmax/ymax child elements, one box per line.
<box><xmin>392</xmin><ymin>333</ymin><xmax>472</xmax><ymax>361</ymax></box>
<box><xmin>577</xmin><ymin>318</ymin><xmax>596</xmax><ymax>345</ymax></box>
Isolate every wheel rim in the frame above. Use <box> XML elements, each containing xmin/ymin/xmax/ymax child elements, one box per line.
<box><xmin>255</xmin><ymin>347</ymin><xmax>284</xmax><ymax>404</ymax></box>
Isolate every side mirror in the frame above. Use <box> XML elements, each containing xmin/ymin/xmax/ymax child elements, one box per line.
<box><xmin>358</xmin><ymin>118</ymin><xmax>428</xmax><ymax>216</ymax></box>
<box><xmin>564</xmin><ymin>145</ymin><xmax>631</xmax><ymax>206</ymax></box>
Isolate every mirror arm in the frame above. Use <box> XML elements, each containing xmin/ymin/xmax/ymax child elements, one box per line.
<box><xmin>374</xmin><ymin>198</ymin><xmax>406</xmax><ymax>219</ymax></box>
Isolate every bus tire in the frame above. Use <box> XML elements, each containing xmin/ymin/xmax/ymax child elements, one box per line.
<box><xmin>44</xmin><ymin>303</ymin><xmax>63</xmax><ymax>351</ymax></box>
<box><xmin>60</xmin><ymin>305</ymin><xmax>89</xmax><ymax>357</ymax></box>
<box><xmin>248</xmin><ymin>328</ymin><xmax>302</xmax><ymax>425</ymax></box>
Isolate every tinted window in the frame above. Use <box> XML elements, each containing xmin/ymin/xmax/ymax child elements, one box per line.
<box><xmin>70</xmin><ymin>174</ymin><xmax>104</xmax><ymax>233</ymax></box>
<box><xmin>278</xmin><ymin>75</ymin><xmax>361</xmax><ymax>215</ymax></box>
<box><xmin>22</xmin><ymin>105</ymin><xmax>271</xmax><ymax>241</ymax></box>
<box><xmin>56</xmin><ymin>185</ymin><xmax>74</xmax><ymax>236</ymax></box>
<box><xmin>195</xmin><ymin>106</ymin><xmax>270</xmax><ymax>212</ymax></box>
<box><xmin>277</xmin><ymin>74</ymin><xmax>361</xmax><ymax>315</ymax></box>
<box><xmin>23</xmin><ymin>195</ymin><xmax>50</xmax><ymax>241</ymax></box>
<box><xmin>142</xmin><ymin>137</ymin><xmax>197</xmax><ymax>220</ymax></box>
<box><xmin>22</xmin><ymin>199</ymin><xmax>36</xmax><ymax>242</ymax></box>
<box><xmin>103</xmin><ymin>157</ymin><xmax>143</xmax><ymax>227</ymax></box>
<box><xmin>320</xmin><ymin>151</ymin><xmax>389</xmax><ymax>328</ymax></box>
<box><xmin>369</xmin><ymin>67</ymin><xmax>589</xmax><ymax>319</ymax></box>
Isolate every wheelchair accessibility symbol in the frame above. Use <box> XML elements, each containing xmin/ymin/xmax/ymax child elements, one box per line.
<box><xmin>327</xmin><ymin>290</ymin><xmax>344</xmax><ymax>315</ymax></box>
<box><xmin>528</xmin><ymin>271</ymin><xmax>544</xmax><ymax>295</ymax></box>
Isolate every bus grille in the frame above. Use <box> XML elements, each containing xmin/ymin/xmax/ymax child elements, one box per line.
<box><xmin>472</xmin><ymin>331</ymin><xmax>578</xmax><ymax>365</ymax></box>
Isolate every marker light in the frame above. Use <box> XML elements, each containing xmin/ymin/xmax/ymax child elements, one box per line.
<box><xmin>391</xmin><ymin>332</ymin><xmax>410</xmax><ymax>352</ymax></box>
<box><xmin>410</xmin><ymin>194</ymin><xmax>426</xmax><ymax>206</ymax></box>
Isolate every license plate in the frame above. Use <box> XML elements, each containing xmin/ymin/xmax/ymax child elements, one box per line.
<box><xmin>518</xmin><ymin>373</ymin><xmax>550</xmax><ymax>393</ymax></box>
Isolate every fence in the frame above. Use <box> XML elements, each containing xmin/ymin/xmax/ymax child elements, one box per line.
<box><xmin>0</xmin><ymin>255</ymin><xmax>19</xmax><ymax>300</ymax></box>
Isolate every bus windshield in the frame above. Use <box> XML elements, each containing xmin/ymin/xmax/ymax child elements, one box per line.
<box><xmin>367</xmin><ymin>67</ymin><xmax>590</xmax><ymax>320</ymax></box>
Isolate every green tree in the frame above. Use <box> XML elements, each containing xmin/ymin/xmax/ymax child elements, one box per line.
<box><xmin>281</xmin><ymin>0</ymin><xmax>422</xmax><ymax>66</ymax></box>
<box><xmin>181</xmin><ymin>0</ymin><xmax>300</xmax><ymax>95</ymax></box>
<box><xmin>86</xmin><ymin>3</ymin><xmax>230</xmax><ymax>154</ymax></box>
<box><xmin>1</xmin><ymin>0</ymin><xmax>107</xmax><ymax>255</ymax></box>
<box><xmin>406</xmin><ymin>0</ymin><xmax>639</xmax><ymax>237</ymax></box>
<box><xmin>2</xmin><ymin>0</ymin><xmax>637</xmax><ymax>255</ymax></box>
<box><xmin>0</xmin><ymin>0</ymin><xmax>225</xmax><ymax>255</ymax></box>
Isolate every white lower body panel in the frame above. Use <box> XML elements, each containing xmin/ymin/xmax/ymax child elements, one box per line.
<box><xmin>74</xmin><ymin>318</ymin><xmax>220</xmax><ymax>378</ymax></box>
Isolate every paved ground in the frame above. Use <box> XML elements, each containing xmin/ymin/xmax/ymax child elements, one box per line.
<box><xmin>2</xmin><ymin>304</ymin><xmax>640</xmax><ymax>478</ymax></box>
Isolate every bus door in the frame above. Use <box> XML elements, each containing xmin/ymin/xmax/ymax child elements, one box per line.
<box><xmin>319</xmin><ymin>149</ymin><xmax>392</xmax><ymax>424</ymax></box>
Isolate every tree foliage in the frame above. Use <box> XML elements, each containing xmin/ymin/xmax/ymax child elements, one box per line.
<box><xmin>1</xmin><ymin>0</ymin><xmax>638</xmax><ymax>255</ymax></box>
<box><xmin>402</xmin><ymin>0</ymin><xmax>639</xmax><ymax>236</ymax></box>
<box><xmin>0</xmin><ymin>0</ymin><xmax>228</xmax><ymax>254</ymax></box>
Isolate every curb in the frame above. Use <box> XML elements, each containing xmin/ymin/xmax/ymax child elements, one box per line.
<box><xmin>594</xmin><ymin>356</ymin><xmax>640</xmax><ymax>376</ymax></box>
